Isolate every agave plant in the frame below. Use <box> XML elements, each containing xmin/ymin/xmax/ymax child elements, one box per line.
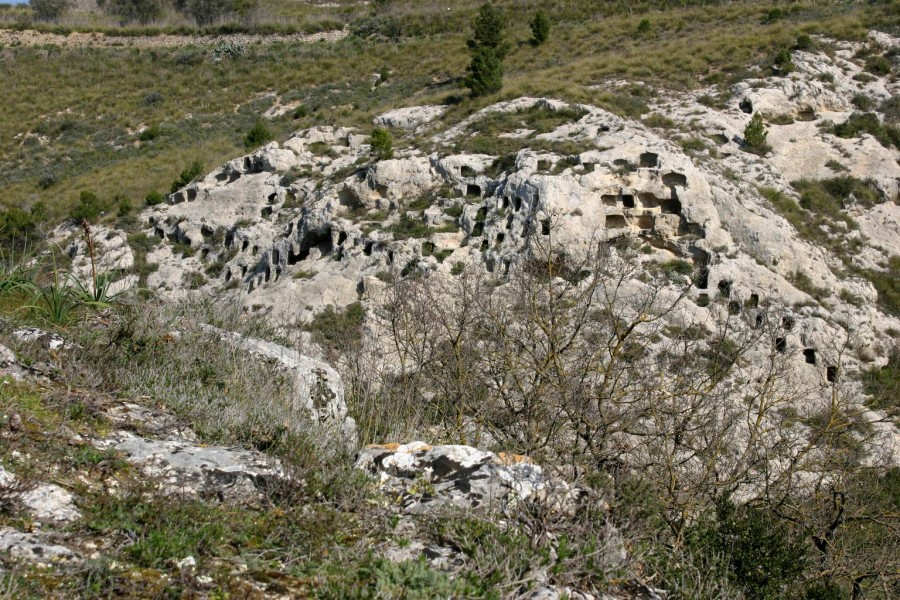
<box><xmin>25</xmin><ymin>281</ymin><xmax>79</xmax><ymax>326</ymax></box>
<box><xmin>0</xmin><ymin>247</ymin><xmax>39</xmax><ymax>296</ymax></box>
<box><xmin>68</xmin><ymin>270</ymin><xmax>124</xmax><ymax>306</ymax></box>
<box><xmin>67</xmin><ymin>220</ymin><xmax>126</xmax><ymax>307</ymax></box>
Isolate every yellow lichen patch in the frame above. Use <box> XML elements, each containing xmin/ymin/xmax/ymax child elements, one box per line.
<box><xmin>366</xmin><ymin>442</ymin><xmax>433</xmax><ymax>453</ymax></box>
<box><xmin>366</xmin><ymin>442</ymin><xmax>401</xmax><ymax>451</ymax></box>
<box><xmin>496</xmin><ymin>452</ymin><xmax>534</xmax><ymax>465</ymax></box>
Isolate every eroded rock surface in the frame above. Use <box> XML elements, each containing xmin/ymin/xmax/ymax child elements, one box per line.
<box><xmin>356</xmin><ymin>442</ymin><xmax>582</xmax><ymax>513</ymax></box>
<box><xmin>19</xmin><ymin>484</ymin><xmax>81</xmax><ymax>523</ymax></box>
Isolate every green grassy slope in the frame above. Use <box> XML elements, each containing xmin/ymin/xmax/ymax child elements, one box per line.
<box><xmin>0</xmin><ymin>0</ymin><xmax>896</xmax><ymax>224</ymax></box>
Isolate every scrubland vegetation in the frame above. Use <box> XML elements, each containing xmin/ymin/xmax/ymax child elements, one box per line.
<box><xmin>1</xmin><ymin>0</ymin><xmax>900</xmax><ymax>598</ymax></box>
<box><xmin>1</xmin><ymin>0</ymin><xmax>898</xmax><ymax>226</ymax></box>
<box><xmin>2</xmin><ymin>230</ymin><xmax>899</xmax><ymax>598</ymax></box>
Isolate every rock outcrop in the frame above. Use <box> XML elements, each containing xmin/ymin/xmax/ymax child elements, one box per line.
<box><xmin>93</xmin><ymin>431</ymin><xmax>285</xmax><ymax>502</ymax></box>
<box><xmin>201</xmin><ymin>324</ymin><xmax>356</xmax><ymax>444</ymax></box>
<box><xmin>356</xmin><ymin>441</ymin><xmax>583</xmax><ymax>513</ymax></box>
<box><xmin>109</xmin><ymin>34</ymin><xmax>897</xmax><ymax>358</ymax></box>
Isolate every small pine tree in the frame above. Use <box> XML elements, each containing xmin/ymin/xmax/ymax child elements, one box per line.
<box><xmin>70</xmin><ymin>191</ymin><xmax>103</xmax><ymax>223</ymax></box>
<box><xmin>772</xmin><ymin>47</ymin><xmax>794</xmax><ymax>75</ymax></box>
<box><xmin>466</xmin><ymin>2</ymin><xmax>508</xmax><ymax>97</ymax></box>
<box><xmin>465</xmin><ymin>46</ymin><xmax>504</xmax><ymax>97</ymax></box>
<box><xmin>370</xmin><ymin>128</ymin><xmax>394</xmax><ymax>160</ymax></box>
<box><xmin>468</xmin><ymin>2</ymin><xmax>508</xmax><ymax>58</ymax></box>
<box><xmin>743</xmin><ymin>113</ymin><xmax>769</xmax><ymax>155</ymax></box>
<box><xmin>244</xmin><ymin>119</ymin><xmax>272</xmax><ymax>149</ymax></box>
<box><xmin>529</xmin><ymin>11</ymin><xmax>549</xmax><ymax>46</ymax></box>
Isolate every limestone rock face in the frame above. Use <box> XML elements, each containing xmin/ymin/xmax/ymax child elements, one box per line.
<box><xmin>201</xmin><ymin>324</ymin><xmax>357</xmax><ymax>444</ymax></box>
<box><xmin>0</xmin><ymin>529</ymin><xmax>78</xmax><ymax>564</ymax></box>
<box><xmin>71</xmin><ymin>32</ymin><xmax>898</xmax><ymax>446</ymax></box>
<box><xmin>355</xmin><ymin>442</ymin><xmax>582</xmax><ymax>513</ymax></box>
<box><xmin>373</xmin><ymin>105</ymin><xmax>447</xmax><ymax>131</ymax></box>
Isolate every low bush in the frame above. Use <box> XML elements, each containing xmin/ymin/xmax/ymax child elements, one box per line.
<box><xmin>70</xmin><ymin>191</ymin><xmax>105</xmax><ymax>223</ymax></box>
<box><xmin>144</xmin><ymin>191</ymin><xmax>165</xmax><ymax>206</ymax></box>
<box><xmin>772</xmin><ymin>47</ymin><xmax>794</xmax><ymax>75</ymax></box>
<box><xmin>170</xmin><ymin>160</ymin><xmax>204</xmax><ymax>193</ymax></box>
<box><xmin>243</xmin><ymin>119</ymin><xmax>272</xmax><ymax>149</ymax></box>
<box><xmin>831</xmin><ymin>112</ymin><xmax>900</xmax><ymax>149</ymax></box>
<box><xmin>370</xmin><ymin>127</ymin><xmax>394</xmax><ymax>160</ymax></box>
<box><xmin>305</xmin><ymin>301</ymin><xmax>364</xmax><ymax>352</ymax></box>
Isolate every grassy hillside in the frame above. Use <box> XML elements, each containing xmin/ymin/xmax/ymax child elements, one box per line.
<box><xmin>1</xmin><ymin>0</ymin><xmax>897</xmax><ymax>228</ymax></box>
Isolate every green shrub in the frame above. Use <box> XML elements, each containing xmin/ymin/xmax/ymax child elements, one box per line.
<box><xmin>862</xmin><ymin>345</ymin><xmax>899</xmax><ymax>416</ymax></box>
<box><xmin>865</xmin><ymin>55</ymin><xmax>892</xmax><ymax>76</ymax></box>
<box><xmin>764</xmin><ymin>7</ymin><xmax>784</xmax><ymax>23</ymax></box>
<box><xmin>794</xmin><ymin>34</ymin><xmax>813</xmax><ymax>50</ymax></box>
<box><xmin>851</xmin><ymin>94</ymin><xmax>874</xmax><ymax>111</ymax></box>
<box><xmin>145</xmin><ymin>191</ymin><xmax>165</xmax><ymax>206</ymax></box>
<box><xmin>880</xmin><ymin>96</ymin><xmax>900</xmax><ymax>123</ymax></box>
<box><xmin>832</xmin><ymin>112</ymin><xmax>899</xmax><ymax>149</ymax></box>
<box><xmin>117</xmin><ymin>197</ymin><xmax>133</xmax><ymax>218</ymax></box>
<box><xmin>71</xmin><ymin>191</ymin><xmax>104</xmax><ymax>223</ymax></box>
<box><xmin>139</xmin><ymin>124</ymin><xmax>161</xmax><ymax>142</ymax></box>
<box><xmin>743</xmin><ymin>113</ymin><xmax>769</xmax><ymax>154</ymax></box>
<box><xmin>466</xmin><ymin>46</ymin><xmax>504</xmax><ymax>98</ymax></box>
<box><xmin>370</xmin><ymin>127</ymin><xmax>394</xmax><ymax>160</ymax></box>
<box><xmin>170</xmin><ymin>160</ymin><xmax>204</xmax><ymax>193</ymax></box>
<box><xmin>305</xmin><ymin>301</ymin><xmax>364</xmax><ymax>351</ymax></box>
<box><xmin>244</xmin><ymin>119</ymin><xmax>272</xmax><ymax>149</ymax></box>
<box><xmin>688</xmin><ymin>498</ymin><xmax>807</xmax><ymax>600</ymax></box>
<box><xmin>773</xmin><ymin>47</ymin><xmax>794</xmax><ymax>75</ymax></box>
<box><xmin>30</xmin><ymin>0</ymin><xmax>69</xmax><ymax>21</ymax></box>
<box><xmin>0</xmin><ymin>207</ymin><xmax>40</xmax><ymax>250</ymax></box>
<box><xmin>529</xmin><ymin>11</ymin><xmax>550</xmax><ymax>45</ymax></box>
<box><xmin>636</xmin><ymin>18</ymin><xmax>652</xmax><ymax>35</ymax></box>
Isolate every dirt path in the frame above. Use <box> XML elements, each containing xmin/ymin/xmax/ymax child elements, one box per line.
<box><xmin>0</xmin><ymin>28</ymin><xmax>348</xmax><ymax>48</ymax></box>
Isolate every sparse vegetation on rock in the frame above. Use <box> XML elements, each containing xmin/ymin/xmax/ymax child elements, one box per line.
<box><xmin>743</xmin><ymin>112</ymin><xmax>769</xmax><ymax>154</ymax></box>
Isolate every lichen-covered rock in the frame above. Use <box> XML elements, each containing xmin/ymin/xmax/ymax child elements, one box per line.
<box><xmin>355</xmin><ymin>442</ymin><xmax>582</xmax><ymax>513</ymax></box>
<box><xmin>200</xmin><ymin>324</ymin><xmax>357</xmax><ymax>444</ymax></box>
<box><xmin>93</xmin><ymin>430</ymin><xmax>285</xmax><ymax>502</ymax></box>
<box><xmin>0</xmin><ymin>528</ymin><xmax>79</xmax><ymax>564</ymax></box>
<box><xmin>0</xmin><ymin>343</ymin><xmax>26</xmax><ymax>380</ymax></box>
<box><xmin>13</xmin><ymin>328</ymin><xmax>74</xmax><ymax>351</ymax></box>
<box><xmin>19</xmin><ymin>484</ymin><xmax>81</xmax><ymax>523</ymax></box>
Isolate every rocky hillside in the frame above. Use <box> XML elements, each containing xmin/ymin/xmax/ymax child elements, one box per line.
<box><xmin>3</xmin><ymin>25</ymin><xmax>899</xmax><ymax>600</ymax></box>
<box><xmin>106</xmin><ymin>34</ymin><xmax>897</xmax><ymax>319</ymax></box>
